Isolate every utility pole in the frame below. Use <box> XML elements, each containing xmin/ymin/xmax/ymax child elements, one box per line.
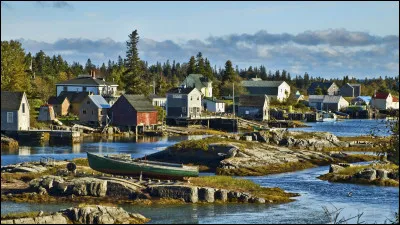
<box><xmin>233</xmin><ymin>83</ymin><xmax>235</xmax><ymax>117</ymax></box>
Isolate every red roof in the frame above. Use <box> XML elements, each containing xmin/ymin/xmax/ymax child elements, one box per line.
<box><xmin>373</xmin><ymin>92</ymin><xmax>390</xmax><ymax>100</ymax></box>
<box><xmin>393</xmin><ymin>96</ymin><xmax>399</xmax><ymax>102</ymax></box>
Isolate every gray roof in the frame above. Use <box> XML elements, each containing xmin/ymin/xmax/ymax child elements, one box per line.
<box><xmin>167</xmin><ymin>87</ymin><xmax>197</xmax><ymax>95</ymax></box>
<box><xmin>1</xmin><ymin>91</ymin><xmax>24</xmax><ymax>110</ymax></box>
<box><xmin>56</xmin><ymin>76</ymin><xmax>117</xmax><ymax>86</ymax></box>
<box><xmin>59</xmin><ymin>91</ymin><xmax>90</xmax><ymax>103</ymax></box>
<box><xmin>348</xmin><ymin>83</ymin><xmax>361</xmax><ymax>87</ymax></box>
<box><xmin>88</xmin><ymin>95</ymin><xmax>110</xmax><ymax>109</ymax></box>
<box><xmin>122</xmin><ymin>94</ymin><xmax>157</xmax><ymax>112</ymax></box>
<box><xmin>322</xmin><ymin>95</ymin><xmax>344</xmax><ymax>104</ymax></box>
<box><xmin>149</xmin><ymin>94</ymin><xmax>166</xmax><ymax>100</ymax></box>
<box><xmin>48</xmin><ymin>95</ymin><xmax>68</xmax><ymax>105</ymax></box>
<box><xmin>307</xmin><ymin>82</ymin><xmax>336</xmax><ymax>94</ymax></box>
<box><xmin>239</xmin><ymin>95</ymin><xmax>268</xmax><ymax>107</ymax></box>
<box><xmin>241</xmin><ymin>80</ymin><xmax>286</xmax><ymax>87</ymax></box>
<box><xmin>203</xmin><ymin>97</ymin><xmax>225</xmax><ymax>103</ymax></box>
<box><xmin>181</xmin><ymin>74</ymin><xmax>210</xmax><ymax>89</ymax></box>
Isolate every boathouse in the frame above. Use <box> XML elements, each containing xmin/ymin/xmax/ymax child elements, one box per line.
<box><xmin>1</xmin><ymin>91</ymin><xmax>30</xmax><ymax>131</ymax></box>
<box><xmin>79</xmin><ymin>95</ymin><xmax>111</xmax><ymax>126</ymax></box>
<box><xmin>370</xmin><ymin>92</ymin><xmax>399</xmax><ymax>110</ymax></box>
<box><xmin>38</xmin><ymin>104</ymin><xmax>56</xmax><ymax>122</ymax></box>
<box><xmin>237</xmin><ymin>95</ymin><xmax>269</xmax><ymax>121</ymax></box>
<box><xmin>110</xmin><ymin>94</ymin><xmax>158</xmax><ymax>132</ymax></box>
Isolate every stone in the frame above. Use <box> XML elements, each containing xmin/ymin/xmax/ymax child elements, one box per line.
<box><xmin>238</xmin><ymin>193</ymin><xmax>251</xmax><ymax>203</ymax></box>
<box><xmin>38</xmin><ymin>187</ymin><xmax>48</xmax><ymax>195</ymax></box>
<box><xmin>329</xmin><ymin>164</ymin><xmax>345</xmax><ymax>173</ymax></box>
<box><xmin>71</xmin><ymin>178</ymin><xmax>107</xmax><ymax>197</ymax></box>
<box><xmin>149</xmin><ymin>185</ymin><xmax>198</xmax><ymax>203</ymax></box>
<box><xmin>249</xmin><ymin>197</ymin><xmax>265</xmax><ymax>204</ymax></box>
<box><xmin>376</xmin><ymin>169</ymin><xmax>389</xmax><ymax>180</ymax></box>
<box><xmin>227</xmin><ymin>191</ymin><xmax>241</xmax><ymax>201</ymax></box>
<box><xmin>106</xmin><ymin>180</ymin><xmax>139</xmax><ymax>198</ymax></box>
<box><xmin>198</xmin><ymin>187</ymin><xmax>215</xmax><ymax>203</ymax></box>
<box><xmin>388</xmin><ymin>171</ymin><xmax>399</xmax><ymax>180</ymax></box>
<box><xmin>354</xmin><ymin>169</ymin><xmax>377</xmax><ymax>180</ymax></box>
<box><xmin>214</xmin><ymin>189</ymin><xmax>228</xmax><ymax>202</ymax></box>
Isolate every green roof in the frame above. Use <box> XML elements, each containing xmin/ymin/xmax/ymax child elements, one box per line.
<box><xmin>181</xmin><ymin>74</ymin><xmax>210</xmax><ymax>90</ymax></box>
<box><xmin>122</xmin><ymin>94</ymin><xmax>157</xmax><ymax>112</ymax></box>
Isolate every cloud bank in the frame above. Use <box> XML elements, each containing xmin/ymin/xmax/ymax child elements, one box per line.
<box><xmin>35</xmin><ymin>1</ymin><xmax>73</xmax><ymax>9</ymax></box>
<box><xmin>16</xmin><ymin>29</ymin><xmax>399</xmax><ymax>77</ymax></box>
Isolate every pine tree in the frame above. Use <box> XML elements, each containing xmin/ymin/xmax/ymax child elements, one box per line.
<box><xmin>122</xmin><ymin>29</ymin><xmax>149</xmax><ymax>95</ymax></box>
<box><xmin>195</xmin><ymin>52</ymin><xmax>205</xmax><ymax>75</ymax></box>
<box><xmin>85</xmin><ymin>58</ymin><xmax>94</xmax><ymax>74</ymax></box>
<box><xmin>222</xmin><ymin>60</ymin><xmax>235</xmax><ymax>84</ymax></box>
<box><xmin>187</xmin><ymin>56</ymin><xmax>196</xmax><ymax>75</ymax></box>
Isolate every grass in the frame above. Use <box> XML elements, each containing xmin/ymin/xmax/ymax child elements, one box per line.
<box><xmin>72</xmin><ymin>158</ymin><xmax>89</xmax><ymax>166</ymax></box>
<box><xmin>189</xmin><ymin>129</ymin><xmax>230</xmax><ymax>136</ymax></box>
<box><xmin>322</xmin><ymin>146</ymin><xmax>382</xmax><ymax>152</ymax></box>
<box><xmin>190</xmin><ymin>176</ymin><xmax>298</xmax><ymax>203</ymax></box>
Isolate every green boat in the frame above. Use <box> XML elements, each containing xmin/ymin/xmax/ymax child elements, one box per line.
<box><xmin>86</xmin><ymin>152</ymin><xmax>199</xmax><ymax>180</ymax></box>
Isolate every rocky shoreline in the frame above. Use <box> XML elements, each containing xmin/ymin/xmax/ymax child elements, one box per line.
<box><xmin>318</xmin><ymin>162</ymin><xmax>399</xmax><ymax>186</ymax></box>
<box><xmin>1</xmin><ymin>134</ymin><xmax>19</xmax><ymax>151</ymax></box>
<box><xmin>1</xmin><ymin>205</ymin><xmax>149</xmax><ymax>224</ymax></box>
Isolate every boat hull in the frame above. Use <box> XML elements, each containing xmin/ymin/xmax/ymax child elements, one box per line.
<box><xmin>87</xmin><ymin>152</ymin><xmax>199</xmax><ymax>180</ymax></box>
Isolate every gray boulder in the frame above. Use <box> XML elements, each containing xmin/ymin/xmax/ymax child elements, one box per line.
<box><xmin>249</xmin><ymin>197</ymin><xmax>266</xmax><ymax>204</ymax></box>
<box><xmin>70</xmin><ymin>178</ymin><xmax>107</xmax><ymax>197</ymax></box>
<box><xmin>214</xmin><ymin>189</ymin><xmax>228</xmax><ymax>202</ymax></box>
<box><xmin>376</xmin><ymin>169</ymin><xmax>389</xmax><ymax>180</ymax></box>
<box><xmin>329</xmin><ymin>164</ymin><xmax>345</xmax><ymax>173</ymax></box>
<box><xmin>354</xmin><ymin>169</ymin><xmax>377</xmax><ymax>180</ymax></box>
<box><xmin>198</xmin><ymin>187</ymin><xmax>215</xmax><ymax>203</ymax></box>
<box><xmin>388</xmin><ymin>171</ymin><xmax>399</xmax><ymax>180</ymax></box>
<box><xmin>148</xmin><ymin>185</ymin><xmax>198</xmax><ymax>203</ymax></box>
<box><xmin>106</xmin><ymin>180</ymin><xmax>139</xmax><ymax>198</ymax></box>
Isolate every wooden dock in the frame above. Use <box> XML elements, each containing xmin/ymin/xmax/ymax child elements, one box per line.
<box><xmin>4</xmin><ymin>130</ymin><xmax>80</xmax><ymax>144</ymax></box>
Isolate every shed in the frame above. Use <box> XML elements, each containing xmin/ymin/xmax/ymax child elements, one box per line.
<box><xmin>1</xmin><ymin>91</ymin><xmax>30</xmax><ymax>131</ymax></box>
<box><xmin>79</xmin><ymin>95</ymin><xmax>111</xmax><ymax>126</ymax></box>
<box><xmin>48</xmin><ymin>95</ymin><xmax>70</xmax><ymax>116</ymax></box>
<box><xmin>38</xmin><ymin>104</ymin><xmax>56</xmax><ymax>122</ymax></box>
<box><xmin>238</xmin><ymin>95</ymin><xmax>269</xmax><ymax>121</ymax></box>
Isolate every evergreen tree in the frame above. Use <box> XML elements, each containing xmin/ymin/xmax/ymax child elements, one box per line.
<box><xmin>122</xmin><ymin>29</ymin><xmax>149</xmax><ymax>95</ymax></box>
<box><xmin>85</xmin><ymin>58</ymin><xmax>95</xmax><ymax>74</ymax></box>
<box><xmin>222</xmin><ymin>60</ymin><xmax>235</xmax><ymax>84</ymax></box>
<box><xmin>195</xmin><ymin>52</ymin><xmax>205</xmax><ymax>75</ymax></box>
<box><xmin>187</xmin><ymin>56</ymin><xmax>196</xmax><ymax>74</ymax></box>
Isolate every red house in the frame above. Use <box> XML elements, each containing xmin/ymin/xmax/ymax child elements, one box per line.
<box><xmin>110</xmin><ymin>94</ymin><xmax>158</xmax><ymax>133</ymax></box>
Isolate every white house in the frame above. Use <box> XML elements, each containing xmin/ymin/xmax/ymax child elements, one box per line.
<box><xmin>166</xmin><ymin>87</ymin><xmax>202</xmax><ymax>119</ymax></box>
<box><xmin>202</xmin><ymin>97</ymin><xmax>225</xmax><ymax>113</ymax></box>
<box><xmin>181</xmin><ymin>74</ymin><xmax>213</xmax><ymax>97</ymax></box>
<box><xmin>149</xmin><ymin>94</ymin><xmax>167</xmax><ymax>109</ymax></box>
<box><xmin>370</xmin><ymin>92</ymin><xmax>399</xmax><ymax>110</ymax></box>
<box><xmin>56</xmin><ymin>71</ymin><xmax>118</xmax><ymax>97</ymax></box>
<box><xmin>1</xmin><ymin>91</ymin><xmax>30</xmax><ymax>131</ymax></box>
<box><xmin>241</xmin><ymin>80</ymin><xmax>290</xmax><ymax>102</ymax></box>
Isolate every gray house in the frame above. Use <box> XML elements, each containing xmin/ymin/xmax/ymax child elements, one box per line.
<box><xmin>307</xmin><ymin>82</ymin><xmax>339</xmax><ymax>95</ymax></box>
<box><xmin>241</xmin><ymin>80</ymin><xmax>291</xmax><ymax>102</ymax></box>
<box><xmin>340</xmin><ymin>83</ymin><xmax>361</xmax><ymax>97</ymax></box>
<box><xmin>238</xmin><ymin>95</ymin><xmax>269</xmax><ymax>121</ymax></box>
<box><xmin>308</xmin><ymin>95</ymin><xmax>349</xmax><ymax>111</ymax></box>
<box><xmin>1</xmin><ymin>91</ymin><xmax>30</xmax><ymax>131</ymax></box>
<box><xmin>166</xmin><ymin>87</ymin><xmax>202</xmax><ymax>119</ymax></box>
<box><xmin>79</xmin><ymin>95</ymin><xmax>111</xmax><ymax>126</ymax></box>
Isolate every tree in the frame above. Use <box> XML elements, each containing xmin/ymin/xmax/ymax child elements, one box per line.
<box><xmin>187</xmin><ymin>56</ymin><xmax>196</xmax><ymax>75</ymax></box>
<box><xmin>85</xmin><ymin>58</ymin><xmax>95</xmax><ymax>74</ymax></box>
<box><xmin>315</xmin><ymin>86</ymin><xmax>323</xmax><ymax>95</ymax></box>
<box><xmin>222</xmin><ymin>60</ymin><xmax>235</xmax><ymax>84</ymax></box>
<box><xmin>122</xmin><ymin>29</ymin><xmax>149</xmax><ymax>95</ymax></box>
<box><xmin>195</xmin><ymin>52</ymin><xmax>206</xmax><ymax>75</ymax></box>
<box><xmin>1</xmin><ymin>40</ymin><xmax>31</xmax><ymax>93</ymax></box>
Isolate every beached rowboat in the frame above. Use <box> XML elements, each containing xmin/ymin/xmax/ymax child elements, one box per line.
<box><xmin>86</xmin><ymin>152</ymin><xmax>199</xmax><ymax>180</ymax></box>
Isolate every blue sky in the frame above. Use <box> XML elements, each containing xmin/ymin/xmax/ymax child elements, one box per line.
<box><xmin>1</xmin><ymin>1</ymin><xmax>399</xmax><ymax>78</ymax></box>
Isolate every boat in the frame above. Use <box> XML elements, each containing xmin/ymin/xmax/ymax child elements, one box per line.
<box><xmin>317</xmin><ymin>111</ymin><xmax>337</xmax><ymax>122</ymax></box>
<box><xmin>86</xmin><ymin>152</ymin><xmax>199</xmax><ymax>180</ymax></box>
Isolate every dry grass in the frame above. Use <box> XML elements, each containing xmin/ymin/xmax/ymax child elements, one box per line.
<box><xmin>1</xmin><ymin>211</ymin><xmax>51</xmax><ymax>220</ymax></box>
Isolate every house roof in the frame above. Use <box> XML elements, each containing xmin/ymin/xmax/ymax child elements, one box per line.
<box><xmin>48</xmin><ymin>95</ymin><xmax>68</xmax><ymax>105</ymax></box>
<box><xmin>1</xmin><ymin>91</ymin><xmax>24</xmax><ymax>110</ymax></box>
<box><xmin>167</xmin><ymin>87</ymin><xmax>197</xmax><ymax>95</ymax></box>
<box><xmin>354</xmin><ymin>96</ymin><xmax>371</xmax><ymax>103</ymax></box>
<box><xmin>308</xmin><ymin>95</ymin><xmax>326</xmax><ymax>102</ymax></box>
<box><xmin>322</xmin><ymin>95</ymin><xmax>345</xmax><ymax>104</ymax></box>
<box><xmin>122</xmin><ymin>94</ymin><xmax>157</xmax><ymax>112</ymax></box>
<box><xmin>148</xmin><ymin>94</ymin><xmax>166</xmax><ymax>100</ymax></box>
<box><xmin>56</xmin><ymin>76</ymin><xmax>117</xmax><ymax>86</ymax></box>
<box><xmin>88</xmin><ymin>95</ymin><xmax>110</xmax><ymax>109</ymax></box>
<box><xmin>203</xmin><ymin>97</ymin><xmax>225</xmax><ymax>103</ymax></box>
<box><xmin>308</xmin><ymin>82</ymin><xmax>336</xmax><ymax>93</ymax></box>
<box><xmin>348</xmin><ymin>83</ymin><xmax>361</xmax><ymax>87</ymax></box>
<box><xmin>241</xmin><ymin>80</ymin><xmax>285</xmax><ymax>88</ymax></box>
<box><xmin>58</xmin><ymin>91</ymin><xmax>90</xmax><ymax>103</ymax></box>
<box><xmin>181</xmin><ymin>74</ymin><xmax>210</xmax><ymax>89</ymax></box>
<box><xmin>372</xmin><ymin>92</ymin><xmax>390</xmax><ymax>100</ymax></box>
<box><xmin>238</xmin><ymin>95</ymin><xmax>268</xmax><ymax>107</ymax></box>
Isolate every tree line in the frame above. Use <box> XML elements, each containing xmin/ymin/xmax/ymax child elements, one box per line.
<box><xmin>1</xmin><ymin>29</ymin><xmax>399</xmax><ymax>103</ymax></box>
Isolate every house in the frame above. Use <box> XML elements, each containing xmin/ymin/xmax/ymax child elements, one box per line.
<box><xmin>1</xmin><ymin>91</ymin><xmax>30</xmax><ymax>131</ymax></box>
<box><xmin>241</xmin><ymin>80</ymin><xmax>291</xmax><ymax>102</ymax></box>
<box><xmin>166</xmin><ymin>87</ymin><xmax>202</xmax><ymax>118</ymax></box>
<box><xmin>110</xmin><ymin>95</ymin><xmax>158</xmax><ymax>131</ymax></box>
<box><xmin>47</xmin><ymin>95</ymin><xmax>70</xmax><ymax>116</ymax></box>
<box><xmin>307</xmin><ymin>82</ymin><xmax>339</xmax><ymax>95</ymax></box>
<box><xmin>180</xmin><ymin>74</ymin><xmax>213</xmax><ymax>97</ymax></box>
<box><xmin>38</xmin><ymin>104</ymin><xmax>56</xmax><ymax>122</ymax></box>
<box><xmin>308</xmin><ymin>95</ymin><xmax>349</xmax><ymax>111</ymax></box>
<box><xmin>351</xmin><ymin>96</ymin><xmax>371</xmax><ymax>106</ymax></box>
<box><xmin>149</xmin><ymin>94</ymin><xmax>167</xmax><ymax>109</ymax></box>
<box><xmin>79</xmin><ymin>95</ymin><xmax>111</xmax><ymax>126</ymax></box>
<box><xmin>202</xmin><ymin>97</ymin><xmax>225</xmax><ymax>113</ymax></box>
<box><xmin>58</xmin><ymin>91</ymin><xmax>90</xmax><ymax>115</ymax></box>
<box><xmin>340</xmin><ymin>83</ymin><xmax>362</xmax><ymax>97</ymax></box>
<box><xmin>56</xmin><ymin>70</ymin><xmax>118</xmax><ymax>97</ymax></box>
<box><xmin>238</xmin><ymin>95</ymin><xmax>269</xmax><ymax>121</ymax></box>
<box><xmin>370</xmin><ymin>92</ymin><xmax>399</xmax><ymax>110</ymax></box>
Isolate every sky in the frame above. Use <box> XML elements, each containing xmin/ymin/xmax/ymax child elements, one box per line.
<box><xmin>1</xmin><ymin>1</ymin><xmax>399</xmax><ymax>78</ymax></box>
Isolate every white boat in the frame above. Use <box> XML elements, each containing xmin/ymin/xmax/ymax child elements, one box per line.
<box><xmin>317</xmin><ymin>111</ymin><xmax>337</xmax><ymax>122</ymax></box>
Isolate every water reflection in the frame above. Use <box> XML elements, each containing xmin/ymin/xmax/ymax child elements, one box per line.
<box><xmin>18</xmin><ymin>146</ymin><xmax>31</xmax><ymax>156</ymax></box>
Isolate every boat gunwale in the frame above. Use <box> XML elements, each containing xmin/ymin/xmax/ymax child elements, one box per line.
<box><xmin>87</xmin><ymin>152</ymin><xmax>199</xmax><ymax>172</ymax></box>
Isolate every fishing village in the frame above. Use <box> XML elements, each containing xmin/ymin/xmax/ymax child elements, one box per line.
<box><xmin>1</xmin><ymin>1</ymin><xmax>399</xmax><ymax>224</ymax></box>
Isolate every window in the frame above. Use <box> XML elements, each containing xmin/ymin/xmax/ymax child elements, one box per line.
<box><xmin>92</xmin><ymin>110</ymin><xmax>94</xmax><ymax>115</ymax></box>
<box><xmin>7</xmin><ymin>112</ymin><xmax>13</xmax><ymax>123</ymax></box>
<box><xmin>191</xmin><ymin>97</ymin><xmax>193</xmax><ymax>101</ymax></box>
<box><xmin>83</xmin><ymin>87</ymin><xmax>87</xmax><ymax>92</ymax></box>
<box><xmin>63</xmin><ymin>86</ymin><xmax>67</xmax><ymax>91</ymax></box>
<box><xmin>22</xmin><ymin>103</ymin><xmax>25</xmax><ymax>113</ymax></box>
<box><xmin>83</xmin><ymin>110</ymin><xmax>86</xmax><ymax>114</ymax></box>
<box><xmin>197</xmin><ymin>97</ymin><xmax>199</xmax><ymax>100</ymax></box>
<box><xmin>182</xmin><ymin>107</ymin><xmax>186</xmax><ymax>113</ymax></box>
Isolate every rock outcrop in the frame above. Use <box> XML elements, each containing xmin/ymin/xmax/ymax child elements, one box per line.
<box><xmin>148</xmin><ymin>185</ymin><xmax>199</xmax><ymax>203</ymax></box>
<box><xmin>1</xmin><ymin>205</ymin><xmax>149</xmax><ymax>224</ymax></box>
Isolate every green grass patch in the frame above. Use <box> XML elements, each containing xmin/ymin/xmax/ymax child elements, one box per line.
<box><xmin>72</xmin><ymin>158</ymin><xmax>89</xmax><ymax>167</ymax></box>
<box><xmin>190</xmin><ymin>176</ymin><xmax>298</xmax><ymax>203</ymax></box>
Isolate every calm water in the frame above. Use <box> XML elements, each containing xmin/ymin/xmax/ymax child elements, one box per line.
<box><xmin>2</xmin><ymin>163</ymin><xmax>398</xmax><ymax>224</ymax></box>
<box><xmin>289</xmin><ymin>119</ymin><xmax>392</xmax><ymax>137</ymax></box>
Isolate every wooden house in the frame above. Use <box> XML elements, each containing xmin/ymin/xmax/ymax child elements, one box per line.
<box><xmin>238</xmin><ymin>95</ymin><xmax>269</xmax><ymax>121</ymax></box>
<box><xmin>47</xmin><ymin>95</ymin><xmax>70</xmax><ymax>116</ymax></box>
<box><xmin>79</xmin><ymin>95</ymin><xmax>111</xmax><ymax>126</ymax></box>
<box><xmin>1</xmin><ymin>91</ymin><xmax>30</xmax><ymax>131</ymax></box>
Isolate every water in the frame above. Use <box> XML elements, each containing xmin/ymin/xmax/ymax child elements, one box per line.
<box><xmin>289</xmin><ymin>119</ymin><xmax>392</xmax><ymax>137</ymax></box>
<box><xmin>1</xmin><ymin>135</ymin><xmax>206</xmax><ymax>166</ymax></box>
<box><xmin>2</xmin><ymin>164</ymin><xmax>398</xmax><ymax>224</ymax></box>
